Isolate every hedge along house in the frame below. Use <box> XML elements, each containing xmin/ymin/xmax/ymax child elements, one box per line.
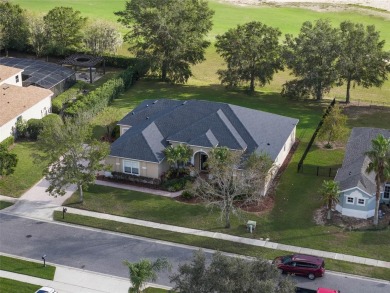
<box><xmin>106</xmin><ymin>99</ymin><xmax>299</xmax><ymax>194</ymax></box>
<box><xmin>335</xmin><ymin>127</ymin><xmax>390</xmax><ymax>219</ymax></box>
<box><xmin>0</xmin><ymin>65</ymin><xmax>53</xmax><ymax>142</ymax></box>
<box><xmin>0</xmin><ymin>57</ymin><xmax>75</xmax><ymax>97</ymax></box>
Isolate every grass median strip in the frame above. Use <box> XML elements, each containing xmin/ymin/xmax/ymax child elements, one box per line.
<box><xmin>0</xmin><ymin>255</ymin><xmax>56</xmax><ymax>280</ymax></box>
<box><xmin>0</xmin><ymin>201</ymin><xmax>13</xmax><ymax>210</ymax></box>
<box><xmin>54</xmin><ymin>211</ymin><xmax>390</xmax><ymax>280</ymax></box>
<box><xmin>0</xmin><ymin>277</ymin><xmax>41</xmax><ymax>293</ymax></box>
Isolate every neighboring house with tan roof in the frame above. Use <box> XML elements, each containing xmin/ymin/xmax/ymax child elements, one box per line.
<box><xmin>335</xmin><ymin>127</ymin><xmax>390</xmax><ymax>219</ymax></box>
<box><xmin>106</xmin><ymin>99</ymin><xmax>299</xmax><ymax>195</ymax></box>
<box><xmin>0</xmin><ymin>65</ymin><xmax>53</xmax><ymax>142</ymax></box>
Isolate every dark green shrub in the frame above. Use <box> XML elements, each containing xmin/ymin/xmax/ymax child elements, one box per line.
<box><xmin>42</xmin><ymin>114</ymin><xmax>62</xmax><ymax>126</ymax></box>
<box><xmin>181</xmin><ymin>189</ymin><xmax>194</xmax><ymax>199</ymax></box>
<box><xmin>27</xmin><ymin>118</ymin><xmax>44</xmax><ymax>140</ymax></box>
<box><xmin>162</xmin><ymin>176</ymin><xmax>193</xmax><ymax>192</ymax></box>
<box><xmin>112</xmin><ymin>125</ymin><xmax>120</xmax><ymax>140</ymax></box>
<box><xmin>0</xmin><ymin>136</ymin><xmax>14</xmax><ymax>149</ymax></box>
<box><xmin>15</xmin><ymin>118</ymin><xmax>28</xmax><ymax>139</ymax></box>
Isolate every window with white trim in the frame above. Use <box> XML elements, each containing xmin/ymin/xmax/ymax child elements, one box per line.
<box><xmin>384</xmin><ymin>184</ymin><xmax>390</xmax><ymax>199</ymax></box>
<box><xmin>357</xmin><ymin>198</ymin><xmax>365</xmax><ymax>206</ymax></box>
<box><xmin>346</xmin><ymin>197</ymin><xmax>354</xmax><ymax>204</ymax></box>
<box><xmin>123</xmin><ymin>160</ymin><xmax>140</xmax><ymax>175</ymax></box>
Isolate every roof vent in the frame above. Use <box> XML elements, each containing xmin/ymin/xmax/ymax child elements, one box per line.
<box><xmin>182</xmin><ymin>101</ymin><xmax>187</xmax><ymax>105</ymax></box>
<box><xmin>146</xmin><ymin>116</ymin><xmax>149</xmax><ymax>120</ymax></box>
<box><xmin>349</xmin><ymin>171</ymin><xmax>351</xmax><ymax>175</ymax></box>
<box><xmin>153</xmin><ymin>100</ymin><xmax>158</xmax><ymax>104</ymax></box>
<box><xmin>131</xmin><ymin>112</ymin><xmax>135</xmax><ymax>115</ymax></box>
<box><xmin>2</xmin><ymin>85</ymin><xmax>9</xmax><ymax>90</ymax></box>
<box><xmin>146</xmin><ymin>104</ymin><xmax>149</xmax><ymax>107</ymax></box>
<box><xmin>267</xmin><ymin>143</ymin><xmax>270</xmax><ymax>146</ymax></box>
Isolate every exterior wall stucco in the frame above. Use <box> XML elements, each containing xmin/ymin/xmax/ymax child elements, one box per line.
<box><xmin>274</xmin><ymin>126</ymin><xmax>296</xmax><ymax>168</ymax></box>
<box><xmin>0</xmin><ymin>96</ymin><xmax>51</xmax><ymax>142</ymax></box>
<box><xmin>0</xmin><ymin>72</ymin><xmax>22</xmax><ymax>87</ymax></box>
<box><xmin>105</xmin><ymin>156</ymin><xmax>169</xmax><ymax>179</ymax></box>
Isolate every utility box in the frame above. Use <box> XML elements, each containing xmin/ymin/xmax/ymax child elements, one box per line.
<box><xmin>247</xmin><ymin>220</ymin><xmax>256</xmax><ymax>233</ymax></box>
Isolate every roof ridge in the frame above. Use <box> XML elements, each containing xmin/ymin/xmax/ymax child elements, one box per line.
<box><xmin>216</xmin><ymin>109</ymin><xmax>247</xmax><ymax>150</ymax></box>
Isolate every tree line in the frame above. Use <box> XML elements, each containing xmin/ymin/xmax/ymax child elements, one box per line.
<box><xmin>0</xmin><ymin>1</ymin><xmax>122</xmax><ymax>57</ymax></box>
<box><xmin>1</xmin><ymin>0</ymin><xmax>388</xmax><ymax>103</ymax></box>
<box><xmin>115</xmin><ymin>0</ymin><xmax>389</xmax><ymax>103</ymax></box>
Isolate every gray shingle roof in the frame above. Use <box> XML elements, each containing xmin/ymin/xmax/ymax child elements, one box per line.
<box><xmin>110</xmin><ymin>99</ymin><xmax>299</xmax><ymax>163</ymax></box>
<box><xmin>335</xmin><ymin>127</ymin><xmax>390</xmax><ymax>195</ymax></box>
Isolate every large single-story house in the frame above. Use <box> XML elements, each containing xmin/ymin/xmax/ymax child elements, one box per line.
<box><xmin>106</xmin><ymin>99</ymin><xmax>299</xmax><ymax>194</ymax></box>
<box><xmin>0</xmin><ymin>65</ymin><xmax>53</xmax><ymax>142</ymax></box>
<box><xmin>335</xmin><ymin>127</ymin><xmax>390</xmax><ymax>219</ymax></box>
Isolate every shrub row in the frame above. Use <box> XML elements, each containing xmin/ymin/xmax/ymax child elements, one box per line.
<box><xmin>110</xmin><ymin>171</ymin><xmax>161</xmax><ymax>185</ymax></box>
<box><xmin>52</xmin><ymin>81</ymin><xmax>89</xmax><ymax>114</ymax></box>
<box><xmin>0</xmin><ymin>136</ymin><xmax>15</xmax><ymax>149</ymax></box>
<box><xmin>63</xmin><ymin>66</ymin><xmax>138</xmax><ymax>117</ymax></box>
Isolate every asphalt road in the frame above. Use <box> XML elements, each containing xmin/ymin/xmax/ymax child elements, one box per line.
<box><xmin>0</xmin><ymin>214</ymin><xmax>389</xmax><ymax>293</ymax></box>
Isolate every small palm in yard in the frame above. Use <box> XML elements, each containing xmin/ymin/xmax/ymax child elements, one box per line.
<box><xmin>319</xmin><ymin>180</ymin><xmax>340</xmax><ymax>220</ymax></box>
<box><xmin>365</xmin><ymin>134</ymin><xmax>390</xmax><ymax>226</ymax></box>
<box><xmin>123</xmin><ymin>258</ymin><xmax>171</xmax><ymax>293</ymax></box>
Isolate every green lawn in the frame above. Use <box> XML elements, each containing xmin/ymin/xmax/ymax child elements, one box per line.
<box><xmin>0</xmin><ymin>255</ymin><xmax>56</xmax><ymax>280</ymax></box>
<box><xmin>144</xmin><ymin>287</ymin><xmax>171</xmax><ymax>293</ymax></box>
<box><xmin>0</xmin><ymin>201</ymin><xmax>13</xmax><ymax>210</ymax></box>
<box><xmin>13</xmin><ymin>0</ymin><xmax>390</xmax><ymax>105</ymax></box>
<box><xmin>0</xmin><ymin>278</ymin><xmax>41</xmax><ymax>293</ymax></box>
<box><xmin>0</xmin><ymin>142</ymin><xmax>48</xmax><ymax>197</ymax></box>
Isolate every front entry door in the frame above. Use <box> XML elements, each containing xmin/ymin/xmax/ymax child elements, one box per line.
<box><xmin>200</xmin><ymin>153</ymin><xmax>208</xmax><ymax>171</ymax></box>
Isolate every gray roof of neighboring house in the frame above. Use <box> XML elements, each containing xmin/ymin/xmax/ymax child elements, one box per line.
<box><xmin>110</xmin><ymin>99</ymin><xmax>299</xmax><ymax>163</ymax></box>
<box><xmin>335</xmin><ymin>127</ymin><xmax>390</xmax><ymax>195</ymax></box>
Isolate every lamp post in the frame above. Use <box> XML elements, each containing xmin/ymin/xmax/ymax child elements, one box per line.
<box><xmin>42</xmin><ymin>255</ymin><xmax>46</xmax><ymax>267</ymax></box>
<box><xmin>62</xmin><ymin>207</ymin><xmax>67</xmax><ymax>219</ymax></box>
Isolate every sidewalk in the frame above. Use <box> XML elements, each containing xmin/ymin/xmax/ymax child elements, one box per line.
<box><xmin>1</xmin><ymin>178</ymin><xmax>390</xmax><ymax>271</ymax></box>
<box><xmin>0</xmin><ymin>253</ymin><xmax>171</xmax><ymax>293</ymax></box>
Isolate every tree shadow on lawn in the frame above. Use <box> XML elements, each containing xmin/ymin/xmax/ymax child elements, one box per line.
<box><xmin>116</xmin><ymin>79</ymin><xmax>327</xmax><ymax>131</ymax></box>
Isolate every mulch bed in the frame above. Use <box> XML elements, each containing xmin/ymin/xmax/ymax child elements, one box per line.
<box><xmin>314</xmin><ymin>204</ymin><xmax>390</xmax><ymax>230</ymax></box>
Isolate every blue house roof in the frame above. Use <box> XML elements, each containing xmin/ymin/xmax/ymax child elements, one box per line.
<box><xmin>110</xmin><ymin>99</ymin><xmax>299</xmax><ymax>163</ymax></box>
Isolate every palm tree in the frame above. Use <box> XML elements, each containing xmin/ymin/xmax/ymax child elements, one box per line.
<box><xmin>164</xmin><ymin>144</ymin><xmax>193</xmax><ymax>176</ymax></box>
<box><xmin>365</xmin><ymin>134</ymin><xmax>390</xmax><ymax>226</ymax></box>
<box><xmin>319</xmin><ymin>180</ymin><xmax>340</xmax><ymax>220</ymax></box>
<box><xmin>123</xmin><ymin>258</ymin><xmax>170</xmax><ymax>293</ymax></box>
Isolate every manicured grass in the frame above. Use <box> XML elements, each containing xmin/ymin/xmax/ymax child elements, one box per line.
<box><xmin>0</xmin><ymin>278</ymin><xmax>41</xmax><ymax>293</ymax></box>
<box><xmin>0</xmin><ymin>201</ymin><xmax>13</xmax><ymax>210</ymax></box>
<box><xmin>0</xmin><ymin>255</ymin><xmax>56</xmax><ymax>280</ymax></box>
<box><xmin>64</xmin><ymin>182</ymin><xmax>390</xmax><ymax>263</ymax></box>
<box><xmin>53</xmin><ymin>211</ymin><xmax>390</xmax><ymax>280</ymax></box>
<box><xmin>0</xmin><ymin>142</ymin><xmax>49</xmax><ymax>197</ymax></box>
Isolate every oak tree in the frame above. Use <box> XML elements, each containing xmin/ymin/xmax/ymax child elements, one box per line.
<box><xmin>215</xmin><ymin>21</ymin><xmax>283</xmax><ymax>92</ymax></box>
<box><xmin>337</xmin><ymin>21</ymin><xmax>389</xmax><ymax>103</ymax></box>
<box><xmin>170</xmin><ymin>250</ymin><xmax>296</xmax><ymax>293</ymax></box>
<box><xmin>35</xmin><ymin>115</ymin><xmax>109</xmax><ymax>203</ymax></box>
<box><xmin>116</xmin><ymin>0</ymin><xmax>214</xmax><ymax>83</ymax></box>
<box><xmin>283</xmin><ymin>19</ymin><xmax>340</xmax><ymax>100</ymax></box>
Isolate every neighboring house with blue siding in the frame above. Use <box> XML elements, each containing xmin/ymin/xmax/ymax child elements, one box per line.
<box><xmin>335</xmin><ymin>127</ymin><xmax>390</xmax><ymax>219</ymax></box>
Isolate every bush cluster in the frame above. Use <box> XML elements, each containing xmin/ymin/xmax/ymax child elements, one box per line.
<box><xmin>111</xmin><ymin>171</ymin><xmax>161</xmax><ymax>185</ymax></box>
<box><xmin>0</xmin><ymin>136</ymin><xmax>15</xmax><ymax>149</ymax></box>
<box><xmin>64</xmin><ymin>67</ymin><xmax>137</xmax><ymax>117</ymax></box>
<box><xmin>161</xmin><ymin>176</ymin><xmax>194</xmax><ymax>192</ymax></box>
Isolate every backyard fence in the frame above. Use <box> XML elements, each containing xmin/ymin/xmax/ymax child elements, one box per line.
<box><xmin>297</xmin><ymin>98</ymin><xmax>336</xmax><ymax>173</ymax></box>
<box><xmin>297</xmin><ymin>164</ymin><xmax>341</xmax><ymax>177</ymax></box>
